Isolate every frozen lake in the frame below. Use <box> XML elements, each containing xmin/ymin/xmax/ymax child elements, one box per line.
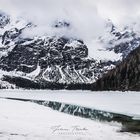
<box><xmin>1</xmin><ymin>98</ymin><xmax>140</xmax><ymax>140</ymax></box>
<box><xmin>0</xmin><ymin>90</ymin><xmax>140</xmax><ymax>118</ymax></box>
<box><xmin>0</xmin><ymin>90</ymin><xmax>140</xmax><ymax>139</ymax></box>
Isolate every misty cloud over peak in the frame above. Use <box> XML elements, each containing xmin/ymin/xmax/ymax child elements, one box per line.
<box><xmin>1</xmin><ymin>0</ymin><xmax>140</xmax><ymax>37</ymax></box>
<box><xmin>0</xmin><ymin>0</ymin><xmax>104</xmax><ymax>40</ymax></box>
<box><xmin>1</xmin><ymin>0</ymin><xmax>140</xmax><ymax>59</ymax></box>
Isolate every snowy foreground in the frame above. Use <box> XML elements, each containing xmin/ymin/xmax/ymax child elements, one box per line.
<box><xmin>0</xmin><ymin>98</ymin><xmax>140</xmax><ymax>140</ymax></box>
<box><xmin>0</xmin><ymin>90</ymin><xmax>140</xmax><ymax>140</ymax></box>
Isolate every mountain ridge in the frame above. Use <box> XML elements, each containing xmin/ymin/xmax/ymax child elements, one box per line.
<box><xmin>0</xmin><ymin>11</ymin><xmax>139</xmax><ymax>90</ymax></box>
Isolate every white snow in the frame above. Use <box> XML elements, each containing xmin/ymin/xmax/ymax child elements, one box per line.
<box><xmin>0</xmin><ymin>90</ymin><xmax>140</xmax><ymax>118</ymax></box>
<box><xmin>0</xmin><ymin>98</ymin><xmax>140</xmax><ymax>140</ymax></box>
<box><xmin>27</xmin><ymin>64</ymin><xmax>41</xmax><ymax>79</ymax></box>
<box><xmin>87</xmin><ymin>39</ymin><xmax>122</xmax><ymax>61</ymax></box>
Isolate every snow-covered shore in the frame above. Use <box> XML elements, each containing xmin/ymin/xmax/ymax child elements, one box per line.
<box><xmin>0</xmin><ymin>98</ymin><xmax>140</xmax><ymax>140</ymax></box>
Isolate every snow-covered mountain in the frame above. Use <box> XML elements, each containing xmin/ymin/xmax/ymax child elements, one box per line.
<box><xmin>99</xmin><ymin>20</ymin><xmax>140</xmax><ymax>59</ymax></box>
<box><xmin>0</xmin><ymin>11</ymin><xmax>139</xmax><ymax>89</ymax></box>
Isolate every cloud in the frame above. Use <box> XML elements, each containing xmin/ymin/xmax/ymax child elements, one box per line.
<box><xmin>1</xmin><ymin>0</ymin><xmax>140</xmax><ymax>59</ymax></box>
<box><xmin>2</xmin><ymin>0</ymin><xmax>104</xmax><ymax>40</ymax></box>
<box><xmin>1</xmin><ymin>0</ymin><xmax>140</xmax><ymax>27</ymax></box>
<box><xmin>97</xmin><ymin>0</ymin><xmax>140</xmax><ymax>25</ymax></box>
<box><xmin>1</xmin><ymin>0</ymin><xmax>140</xmax><ymax>37</ymax></box>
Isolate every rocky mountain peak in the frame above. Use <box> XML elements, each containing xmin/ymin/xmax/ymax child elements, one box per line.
<box><xmin>0</xmin><ymin>11</ymin><xmax>139</xmax><ymax>89</ymax></box>
<box><xmin>0</xmin><ymin>11</ymin><xmax>10</xmax><ymax>28</ymax></box>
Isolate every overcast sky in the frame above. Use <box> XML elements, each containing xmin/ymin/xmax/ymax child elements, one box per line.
<box><xmin>1</xmin><ymin>0</ymin><xmax>140</xmax><ymax>24</ymax></box>
<box><xmin>0</xmin><ymin>0</ymin><xmax>140</xmax><ymax>59</ymax></box>
<box><xmin>0</xmin><ymin>0</ymin><xmax>140</xmax><ymax>39</ymax></box>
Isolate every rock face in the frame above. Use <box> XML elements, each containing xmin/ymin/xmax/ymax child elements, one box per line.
<box><xmin>0</xmin><ymin>35</ymin><xmax>112</xmax><ymax>88</ymax></box>
<box><xmin>0</xmin><ymin>11</ymin><xmax>140</xmax><ymax>90</ymax></box>
<box><xmin>0</xmin><ymin>37</ymin><xmax>92</xmax><ymax>82</ymax></box>
<box><xmin>93</xmin><ymin>46</ymin><xmax>140</xmax><ymax>91</ymax></box>
<box><xmin>0</xmin><ymin>12</ymin><xmax>10</xmax><ymax>28</ymax></box>
<box><xmin>0</xmin><ymin>12</ymin><xmax>116</xmax><ymax>89</ymax></box>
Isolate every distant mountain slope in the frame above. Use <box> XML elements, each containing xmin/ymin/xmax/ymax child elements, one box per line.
<box><xmin>0</xmin><ymin>11</ymin><xmax>116</xmax><ymax>88</ymax></box>
<box><xmin>93</xmin><ymin>46</ymin><xmax>140</xmax><ymax>91</ymax></box>
<box><xmin>99</xmin><ymin>20</ymin><xmax>140</xmax><ymax>59</ymax></box>
<box><xmin>0</xmin><ymin>11</ymin><xmax>140</xmax><ymax>90</ymax></box>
